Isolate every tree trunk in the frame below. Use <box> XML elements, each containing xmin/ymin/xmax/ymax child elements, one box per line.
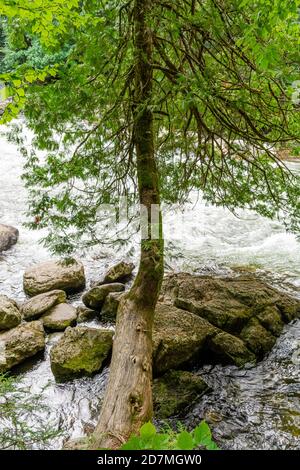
<box><xmin>91</xmin><ymin>0</ymin><xmax>164</xmax><ymax>449</ymax></box>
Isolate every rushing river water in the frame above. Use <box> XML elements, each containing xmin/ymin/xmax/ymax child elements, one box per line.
<box><xmin>0</xmin><ymin>128</ymin><xmax>300</xmax><ymax>450</ymax></box>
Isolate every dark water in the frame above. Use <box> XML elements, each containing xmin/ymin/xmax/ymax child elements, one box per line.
<box><xmin>0</xmin><ymin>129</ymin><xmax>299</xmax><ymax>449</ymax></box>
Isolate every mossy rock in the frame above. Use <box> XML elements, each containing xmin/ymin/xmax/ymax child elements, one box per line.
<box><xmin>50</xmin><ymin>326</ymin><xmax>113</xmax><ymax>381</ymax></box>
<box><xmin>0</xmin><ymin>321</ymin><xmax>45</xmax><ymax>372</ymax></box>
<box><xmin>21</xmin><ymin>290</ymin><xmax>67</xmax><ymax>321</ymax></box>
<box><xmin>240</xmin><ymin>318</ymin><xmax>276</xmax><ymax>357</ymax></box>
<box><xmin>208</xmin><ymin>331</ymin><xmax>256</xmax><ymax>367</ymax></box>
<box><xmin>23</xmin><ymin>259</ymin><xmax>86</xmax><ymax>296</ymax></box>
<box><xmin>256</xmin><ymin>306</ymin><xmax>284</xmax><ymax>337</ymax></box>
<box><xmin>82</xmin><ymin>283</ymin><xmax>125</xmax><ymax>311</ymax></box>
<box><xmin>152</xmin><ymin>303</ymin><xmax>217</xmax><ymax>375</ymax></box>
<box><xmin>0</xmin><ymin>295</ymin><xmax>22</xmax><ymax>330</ymax></box>
<box><xmin>101</xmin><ymin>292</ymin><xmax>123</xmax><ymax>322</ymax></box>
<box><xmin>103</xmin><ymin>261</ymin><xmax>135</xmax><ymax>283</ymax></box>
<box><xmin>153</xmin><ymin>370</ymin><xmax>209</xmax><ymax>419</ymax></box>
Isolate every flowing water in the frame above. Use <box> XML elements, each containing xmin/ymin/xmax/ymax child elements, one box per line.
<box><xmin>0</xmin><ymin>128</ymin><xmax>299</xmax><ymax>450</ymax></box>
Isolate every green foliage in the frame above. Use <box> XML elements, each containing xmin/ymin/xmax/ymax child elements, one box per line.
<box><xmin>0</xmin><ymin>373</ymin><xmax>63</xmax><ymax>450</ymax></box>
<box><xmin>121</xmin><ymin>421</ymin><xmax>219</xmax><ymax>451</ymax></box>
<box><xmin>0</xmin><ymin>0</ymin><xmax>300</xmax><ymax>253</ymax></box>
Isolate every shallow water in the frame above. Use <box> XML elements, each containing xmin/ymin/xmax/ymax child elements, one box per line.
<box><xmin>0</xmin><ymin>129</ymin><xmax>299</xmax><ymax>449</ymax></box>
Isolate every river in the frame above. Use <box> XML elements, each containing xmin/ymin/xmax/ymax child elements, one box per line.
<box><xmin>0</xmin><ymin>128</ymin><xmax>299</xmax><ymax>450</ymax></box>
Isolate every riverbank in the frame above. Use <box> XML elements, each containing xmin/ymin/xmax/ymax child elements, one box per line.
<box><xmin>0</xmin><ymin>131</ymin><xmax>300</xmax><ymax>450</ymax></box>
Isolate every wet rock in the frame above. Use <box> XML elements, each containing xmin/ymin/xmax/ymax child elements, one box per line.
<box><xmin>276</xmin><ymin>298</ymin><xmax>300</xmax><ymax>322</ymax></box>
<box><xmin>174</xmin><ymin>296</ymin><xmax>251</xmax><ymax>332</ymax></box>
<box><xmin>152</xmin><ymin>303</ymin><xmax>217</xmax><ymax>375</ymax></box>
<box><xmin>21</xmin><ymin>290</ymin><xmax>67</xmax><ymax>320</ymax></box>
<box><xmin>0</xmin><ymin>295</ymin><xmax>22</xmax><ymax>330</ymax></box>
<box><xmin>240</xmin><ymin>318</ymin><xmax>276</xmax><ymax>357</ymax></box>
<box><xmin>208</xmin><ymin>331</ymin><xmax>256</xmax><ymax>367</ymax></box>
<box><xmin>23</xmin><ymin>259</ymin><xmax>86</xmax><ymax>296</ymax></box>
<box><xmin>77</xmin><ymin>306</ymin><xmax>98</xmax><ymax>323</ymax></box>
<box><xmin>42</xmin><ymin>303</ymin><xmax>77</xmax><ymax>331</ymax></box>
<box><xmin>102</xmin><ymin>261</ymin><xmax>135</xmax><ymax>284</ymax></box>
<box><xmin>0</xmin><ymin>224</ymin><xmax>19</xmax><ymax>252</ymax></box>
<box><xmin>153</xmin><ymin>370</ymin><xmax>209</xmax><ymax>419</ymax></box>
<box><xmin>256</xmin><ymin>306</ymin><xmax>284</xmax><ymax>337</ymax></box>
<box><xmin>101</xmin><ymin>292</ymin><xmax>123</xmax><ymax>322</ymax></box>
<box><xmin>161</xmin><ymin>273</ymin><xmax>300</xmax><ymax>363</ymax></box>
<box><xmin>82</xmin><ymin>283</ymin><xmax>125</xmax><ymax>311</ymax></box>
<box><xmin>50</xmin><ymin>326</ymin><xmax>113</xmax><ymax>380</ymax></box>
<box><xmin>0</xmin><ymin>321</ymin><xmax>45</xmax><ymax>372</ymax></box>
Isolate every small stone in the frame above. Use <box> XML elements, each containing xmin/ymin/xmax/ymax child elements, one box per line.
<box><xmin>0</xmin><ymin>224</ymin><xmax>19</xmax><ymax>252</ymax></box>
<box><xmin>82</xmin><ymin>283</ymin><xmax>125</xmax><ymax>311</ymax></box>
<box><xmin>103</xmin><ymin>261</ymin><xmax>135</xmax><ymax>284</ymax></box>
<box><xmin>42</xmin><ymin>303</ymin><xmax>77</xmax><ymax>331</ymax></box>
<box><xmin>21</xmin><ymin>290</ymin><xmax>67</xmax><ymax>320</ymax></box>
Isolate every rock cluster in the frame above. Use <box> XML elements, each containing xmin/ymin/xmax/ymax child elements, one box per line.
<box><xmin>1</xmin><ymin>257</ymin><xmax>300</xmax><ymax>420</ymax></box>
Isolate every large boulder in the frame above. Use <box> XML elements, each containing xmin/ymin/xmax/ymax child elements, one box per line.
<box><xmin>42</xmin><ymin>303</ymin><xmax>77</xmax><ymax>331</ymax></box>
<box><xmin>0</xmin><ymin>224</ymin><xmax>19</xmax><ymax>252</ymax></box>
<box><xmin>153</xmin><ymin>370</ymin><xmax>209</xmax><ymax>419</ymax></box>
<box><xmin>23</xmin><ymin>259</ymin><xmax>86</xmax><ymax>296</ymax></box>
<box><xmin>50</xmin><ymin>326</ymin><xmax>113</xmax><ymax>380</ymax></box>
<box><xmin>0</xmin><ymin>321</ymin><xmax>45</xmax><ymax>372</ymax></box>
<box><xmin>162</xmin><ymin>273</ymin><xmax>300</xmax><ymax>333</ymax></box>
<box><xmin>152</xmin><ymin>303</ymin><xmax>217</xmax><ymax>375</ymax></box>
<box><xmin>0</xmin><ymin>295</ymin><xmax>22</xmax><ymax>330</ymax></box>
<box><xmin>94</xmin><ymin>261</ymin><xmax>135</xmax><ymax>285</ymax></box>
<box><xmin>82</xmin><ymin>283</ymin><xmax>125</xmax><ymax>311</ymax></box>
<box><xmin>21</xmin><ymin>290</ymin><xmax>67</xmax><ymax>320</ymax></box>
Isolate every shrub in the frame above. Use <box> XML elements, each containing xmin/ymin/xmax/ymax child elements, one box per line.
<box><xmin>121</xmin><ymin>421</ymin><xmax>219</xmax><ymax>450</ymax></box>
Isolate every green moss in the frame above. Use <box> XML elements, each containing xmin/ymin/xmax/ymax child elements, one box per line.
<box><xmin>50</xmin><ymin>328</ymin><xmax>113</xmax><ymax>381</ymax></box>
<box><xmin>153</xmin><ymin>370</ymin><xmax>209</xmax><ymax>419</ymax></box>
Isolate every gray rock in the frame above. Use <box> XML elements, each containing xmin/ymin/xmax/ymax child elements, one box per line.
<box><xmin>82</xmin><ymin>283</ymin><xmax>125</xmax><ymax>311</ymax></box>
<box><xmin>21</xmin><ymin>290</ymin><xmax>67</xmax><ymax>320</ymax></box>
<box><xmin>0</xmin><ymin>321</ymin><xmax>45</xmax><ymax>372</ymax></box>
<box><xmin>0</xmin><ymin>224</ymin><xmax>19</xmax><ymax>252</ymax></box>
<box><xmin>208</xmin><ymin>331</ymin><xmax>256</xmax><ymax>367</ymax></box>
<box><xmin>50</xmin><ymin>326</ymin><xmax>113</xmax><ymax>380</ymax></box>
<box><xmin>0</xmin><ymin>295</ymin><xmax>22</xmax><ymax>330</ymax></box>
<box><xmin>23</xmin><ymin>259</ymin><xmax>86</xmax><ymax>296</ymax></box>
<box><xmin>42</xmin><ymin>303</ymin><xmax>77</xmax><ymax>331</ymax></box>
<box><xmin>102</xmin><ymin>261</ymin><xmax>135</xmax><ymax>284</ymax></box>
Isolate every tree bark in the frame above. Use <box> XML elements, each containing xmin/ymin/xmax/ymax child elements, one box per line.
<box><xmin>91</xmin><ymin>0</ymin><xmax>164</xmax><ymax>449</ymax></box>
